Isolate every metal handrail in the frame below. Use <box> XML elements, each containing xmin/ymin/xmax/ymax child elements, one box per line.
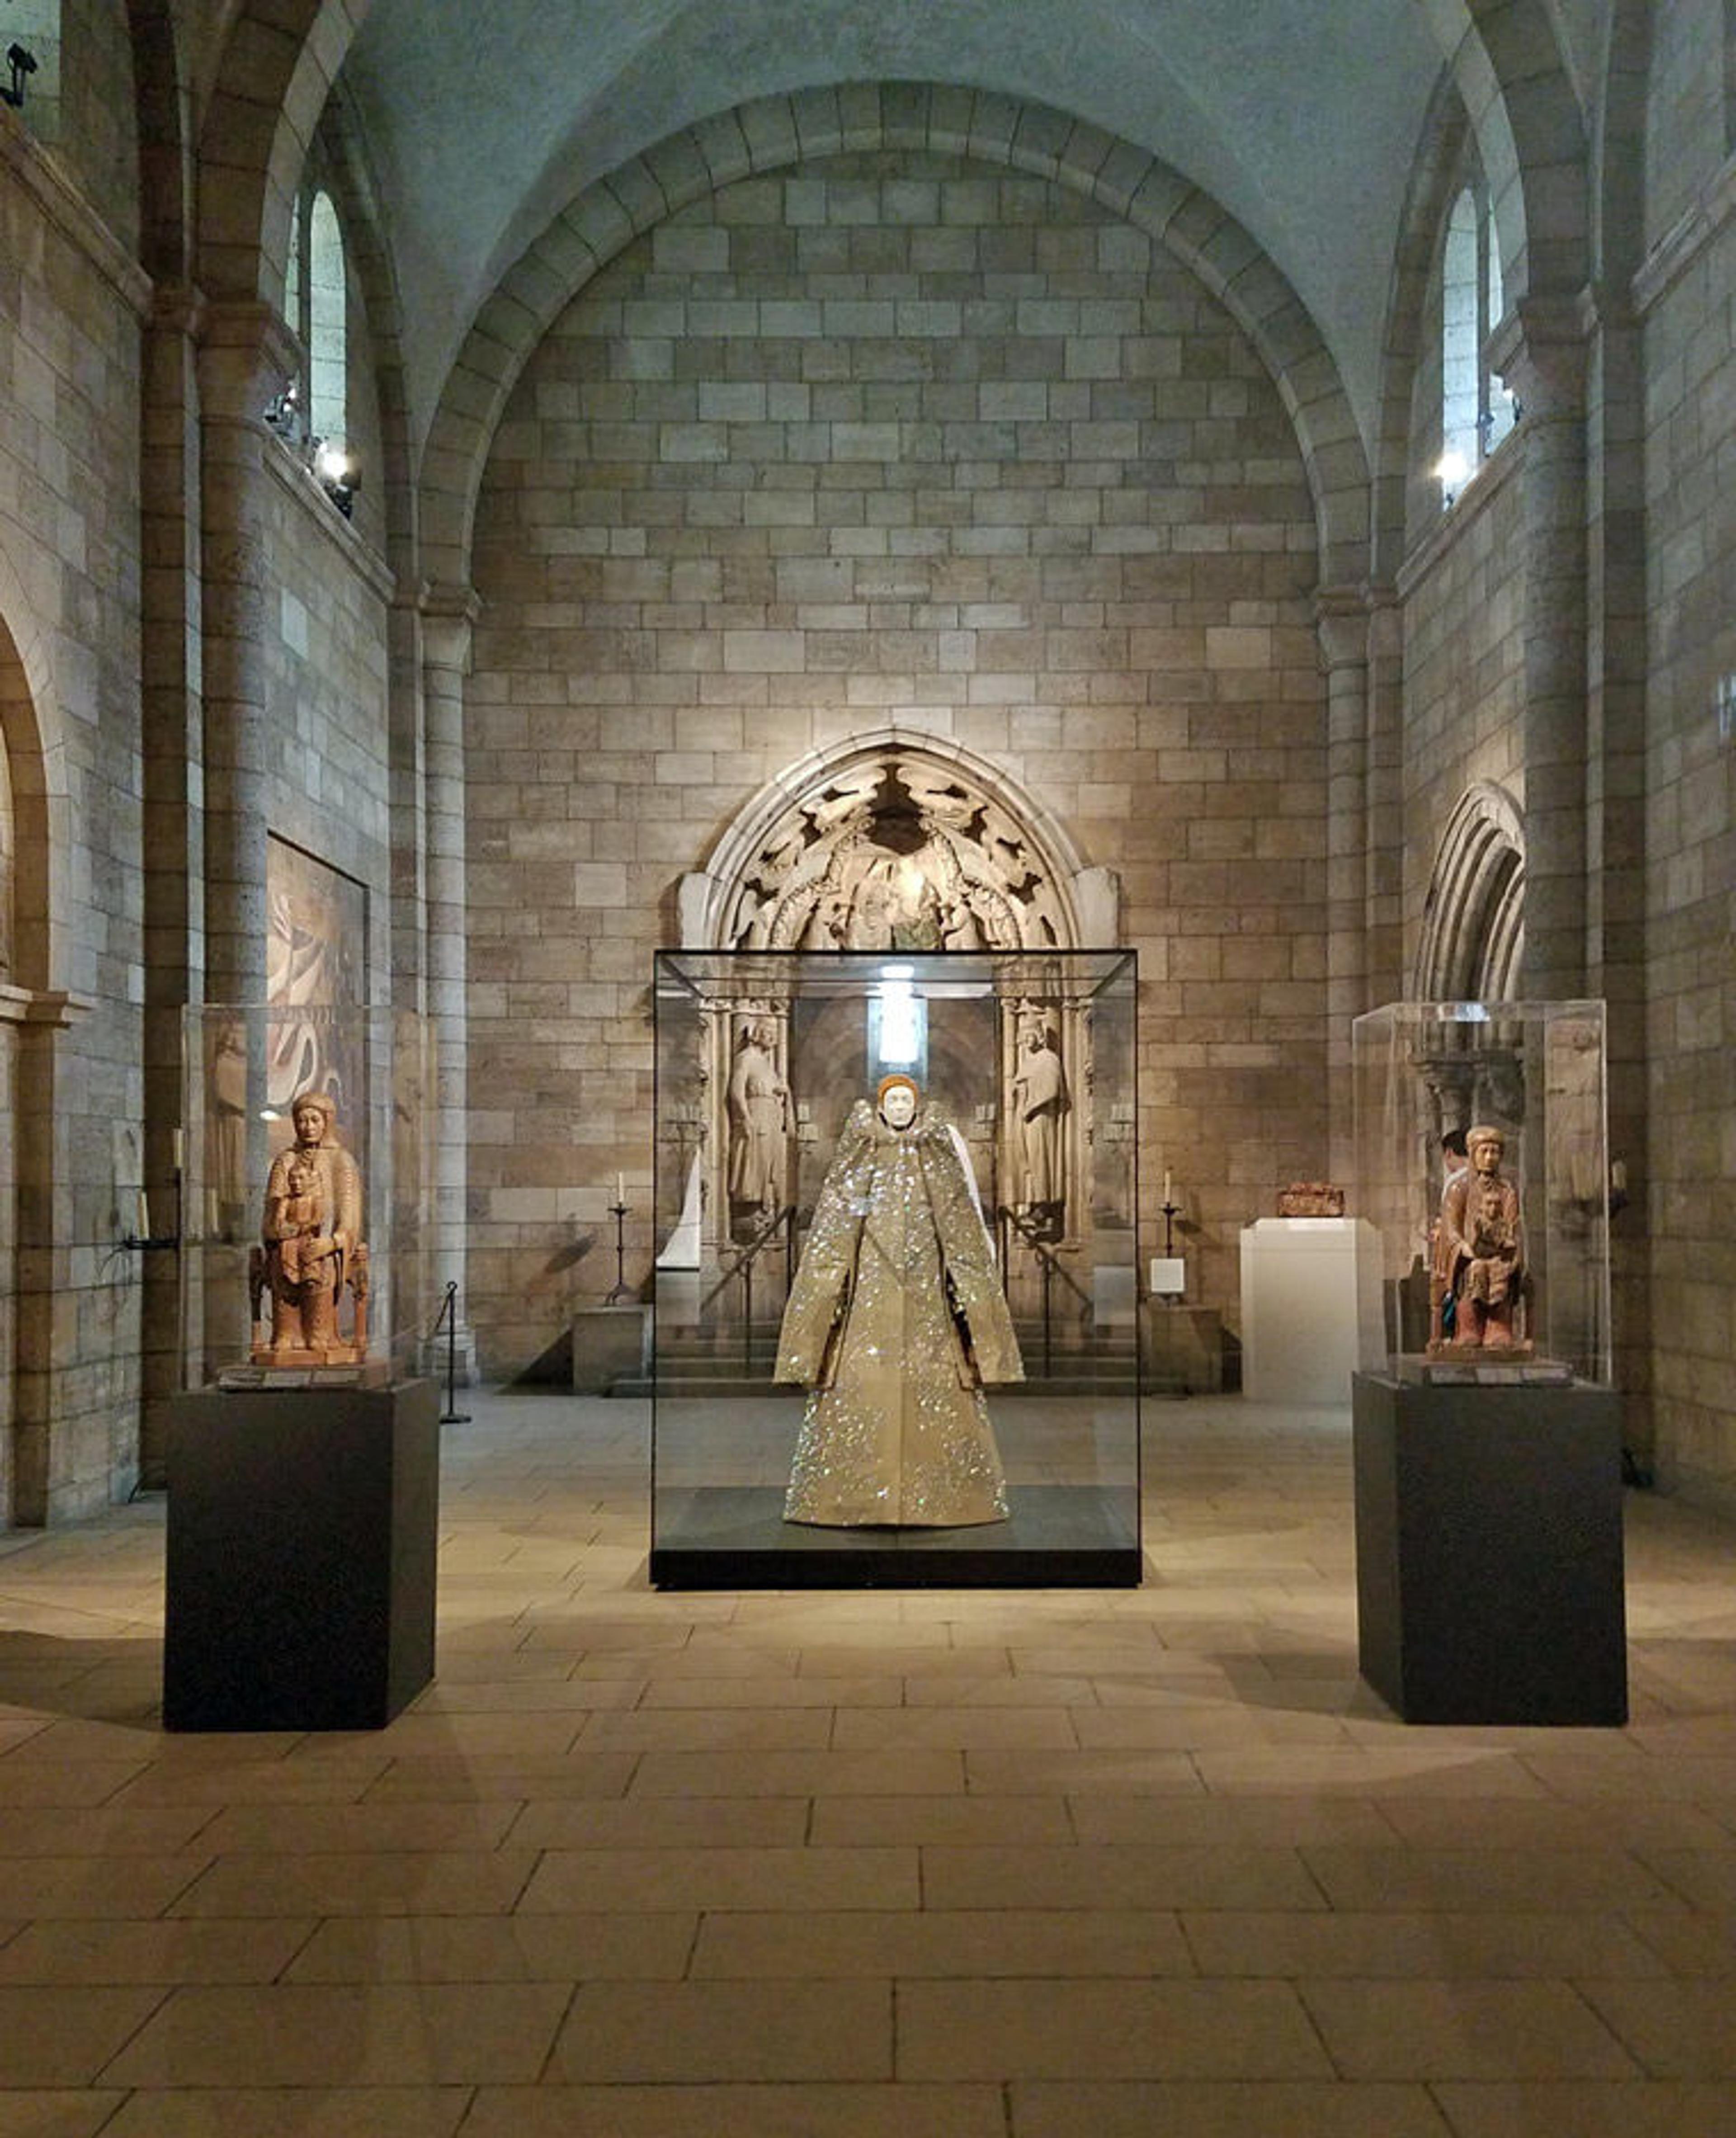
<box><xmin>699</xmin><ymin>1203</ymin><xmax>796</xmax><ymax>1315</ymax></box>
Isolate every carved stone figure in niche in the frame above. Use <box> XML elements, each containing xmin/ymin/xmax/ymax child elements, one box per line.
<box><xmin>775</xmin><ymin>1074</ymin><xmax>1023</xmax><ymax>1528</ymax></box>
<box><xmin>725</xmin><ymin>1015</ymin><xmax>788</xmax><ymax>1238</ymax></box>
<box><xmin>1011</xmin><ymin>1021</ymin><xmax>1068</xmax><ymax>1235</ymax></box>
<box><xmin>250</xmin><ymin>1090</ymin><xmax>369</xmax><ymax>1363</ymax></box>
<box><xmin>728</xmin><ymin>755</ymin><xmax>1060</xmax><ymax>953</ymax></box>
<box><xmin>1429</xmin><ymin>1123</ymin><xmax>1528</xmax><ymax>1355</ymax></box>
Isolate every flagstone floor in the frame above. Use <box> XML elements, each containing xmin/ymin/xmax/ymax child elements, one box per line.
<box><xmin>1</xmin><ymin>1390</ymin><xmax>1735</xmax><ymax>2136</ymax></box>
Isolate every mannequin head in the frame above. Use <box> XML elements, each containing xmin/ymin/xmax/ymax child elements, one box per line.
<box><xmin>876</xmin><ymin>1073</ymin><xmax>920</xmax><ymax>1131</ymax></box>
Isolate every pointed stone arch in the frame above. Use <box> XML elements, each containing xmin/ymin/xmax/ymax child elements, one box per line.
<box><xmin>1414</xmin><ymin>780</ymin><xmax>1526</xmax><ymax>1001</ymax></box>
<box><xmin>417</xmin><ymin>82</ymin><xmax>1372</xmax><ymax>596</ymax></box>
<box><xmin>678</xmin><ymin>729</ymin><xmax>1120</xmax><ymax>954</ymax></box>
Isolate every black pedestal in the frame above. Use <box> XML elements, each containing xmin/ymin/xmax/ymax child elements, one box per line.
<box><xmin>1352</xmin><ymin>1371</ymin><xmax>1627</xmax><ymax>1725</ymax></box>
<box><xmin>163</xmin><ymin>1380</ymin><xmax>439</xmax><ymax>1731</ymax></box>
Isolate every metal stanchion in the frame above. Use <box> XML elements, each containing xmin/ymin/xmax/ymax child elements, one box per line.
<box><xmin>432</xmin><ymin>1279</ymin><xmax>470</xmax><ymax>1424</ymax></box>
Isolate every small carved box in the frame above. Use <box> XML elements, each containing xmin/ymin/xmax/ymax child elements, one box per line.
<box><xmin>1276</xmin><ymin>1181</ymin><xmax>1345</xmax><ymax>1218</ymax></box>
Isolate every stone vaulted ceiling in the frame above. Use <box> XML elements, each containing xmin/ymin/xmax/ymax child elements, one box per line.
<box><xmin>338</xmin><ymin>0</ymin><xmax>1460</xmax><ymax>460</ymax></box>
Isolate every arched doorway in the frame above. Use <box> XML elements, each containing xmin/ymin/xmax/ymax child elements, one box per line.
<box><xmin>1414</xmin><ymin>781</ymin><xmax>1526</xmax><ymax>1002</ymax></box>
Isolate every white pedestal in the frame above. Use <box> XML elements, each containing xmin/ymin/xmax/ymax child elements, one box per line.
<box><xmin>1240</xmin><ymin>1217</ymin><xmax>1381</xmax><ymax>1406</ymax></box>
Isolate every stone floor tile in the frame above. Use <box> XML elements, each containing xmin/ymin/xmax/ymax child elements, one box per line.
<box><xmin>282</xmin><ymin>1911</ymin><xmax>695</xmax><ymax>1982</ymax></box>
<box><xmin>627</xmin><ymin>1749</ymin><xmax>965</xmax><ymax>1796</ymax></box>
<box><xmin>0</xmin><ymin>1919</ymin><xmax>315</xmax><ymax>1985</ymax></box>
<box><xmin>0</xmin><ymin>1765</ymin><xmax>148</xmax><ymax>1809</ymax></box>
<box><xmin>360</xmin><ymin>1753</ymin><xmax>637</xmax><ymax>1802</ymax></box>
<box><xmin>1299</xmin><ymin>1981</ymin><xmax>1639</xmax><ymax>2080</ymax></box>
<box><xmin>169</xmin><ymin>1849</ymin><xmax>538</xmax><ymax>1918</ymax></box>
<box><xmin>0</xmin><ymin>1858</ymin><xmax>208</xmax><ymax>1920</ymax></box>
<box><xmin>1007</xmin><ymin>2079</ymin><xmax>1454</xmax><ymax>2137</ymax></box>
<box><xmin>638</xmin><ymin>1675</ymin><xmax>901</xmax><ymax>1708</ymax></box>
<box><xmin>546</xmin><ymin>1980</ymin><xmax>892</xmax><ymax>2081</ymax></box>
<box><xmin>1180</xmin><ymin>1909</ymin><xmax>1670</xmax><ymax>1979</ymax></box>
<box><xmin>830</xmin><ymin>1708</ymin><xmax>1081</xmax><ymax>1751</ymax></box>
<box><xmin>1299</xmin><ymin>1845</ymin><xmax>1684</xmax><ymax>1914</ymax></box>
<box><xmin>1622</xmin><ymin>1909</ymin><xmax>1736</xmax><ymax>1975</ymax></box>
<box><xmin>0</xmin><ymin>1809</ymin><xmax>214</xmax><ymax>1856</ymax></box>
<box><xmin>100</xmin><ymin>1982</ymin><xmax>571</xmax><ymax>2086</ymax></box>
<box><xmin>0</xmin><ymin>1987</ymin><xmax>167</xmax><ymax>2086</ymax></box>
<box><xmin>1191</xmin><ymin>1747</ymin><xmax>1551</xmax><ymax>1795</ymax></box>
<box><xmin>458</xmin><ymin>2081</ymin><xmax>1004</xmax><ymax>2137</ymax></box>
<box><xmin>1576</xmin><ymin>1979</ymin><xmax>1736</xmax><ymax>2075</ymax></box>
<box><xmin>1428</xmin><ymin>2080</ymin><xmax>1736</xmax><ymax>2137</ymax></box>
<box><xmin>0</xmin><ymin>2092</ymin><xmax>129</xmax><ymax>2138</ymax></box>
<box><xmin>921</xmin><ymin>1842</ymin><xmax>1325</xmax><ymax>1912</ymax></box>
<box><xmin>1068</xmin><ymin>1795</ymin><xmax>1396</xmax><ymax>1845</ymax></box>
<box><xmin>193</xmin><ymin>1801</ymin><xmax>522</xmax><ymax>1854</ymax></box>
<box><xmin>1374</xmin><ymin>1798</ymin><xmax>1733</xmax><ymax>1852</ymax></box>
<box><xmin>690</xmin><ymin>1906</ymin><xmax>1193</xmax><ymax>1979</ymax></box>
<box><xmin>576</xmin><ymin>1709</ymin><xmax>835</xmax><ymax>1750</ymax></box>
<box><xmin>509</xmin><ymin>1794</ymin><xmax>807</xmax><ymax>1849</ymax></box>
<box><xmin>810</xmin><ymin>1793</ymin><xmax>1072</xmax><ymax>1845</ymax></box>
<box><xmin>92</xmin><ymin>2092</ymin><xmax>469</xmax><ymax>2138</ymax></box>
<box><xmin>897</xmin><ymin>1979</ymin><xmax>1330</xmax><ymax>2080</ymax></box>
<box><xmin>517</xmin><ymin>1844</ymin><xmax>917</xmax><ymax>1914</ymax></box>
<box><xmin>108</xmin><ymin>1760</ymin><xmax>385</xmax><ymax>1806</ymax></box>
<box><xmin>961</xmin><ymin>1749</ymin><xmax>1203</xmax><ymax>1794</ymax></box>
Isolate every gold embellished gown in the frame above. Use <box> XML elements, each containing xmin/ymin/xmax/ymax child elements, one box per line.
<box><xmin>775</xmin><ymin>1100</ymin><xmax>1023</xmax><ymax>1527</ymax></box>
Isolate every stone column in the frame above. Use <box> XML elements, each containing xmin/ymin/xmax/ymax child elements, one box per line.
<box><xmin>196</xmin><ymin>299</ymin><xmax>300</xmax><ymax>1006</ymax></box>
<box><xmin>138</xmin><ymin>283</ymin><xmax>205</xmax><ymax>1483</ymax></box>
<box><xmin>1495</xmin><ymin>300</ymin><xmax>1591</xmax><ymax>1001</ymax></box>
<box><xmin>1316</xmin><ymin>590</ymin><xmax>1371</xmax><ymax>1181</ymax></box>
<box><xmin>1363</xmin><ymin>590</ymin><xmax>1405</xmax><ymax>1006</ymax></box>
<box><xmin>420</xmin><ymin>585</ymin><xmax>478</xmax><ymax>1381</ymax></box>
<box><xmin>4</xmin><ymin>986</ymin><xmax>91</xmax><ymax>1524</ymax></box>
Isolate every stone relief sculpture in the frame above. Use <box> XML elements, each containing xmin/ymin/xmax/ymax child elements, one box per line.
<box><xmin>1429</xmin><ymin>1122</ymin><xmax>1528</xmax><ymax>1355</ymax></box>
<box><xmin>1010</xmin><ymin>1019</ymin><xmax>1068</xmax><ymax>1235</ymax></box>
<box><xmin>774</xmin><ymin>1074</ymin><xmax>1024</xmax><ymax>1528</ymax></box>
<box><xmin>725</xmin><ymin>1015</ymin><xmax>789</xmax><ymax>1238</ymax></box>
<box><xmin>250</xmin><ymin>1089</ymin><xmax>369</xmax><ymax>1364</ymax></box>
<box><xmin>725</xmin><ymin>757</ymin><xmax>1063</xmax><ymax>954</ymax></box>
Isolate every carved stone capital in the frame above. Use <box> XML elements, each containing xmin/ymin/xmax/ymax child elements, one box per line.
<box><xmin>1489</xmin><ymin>295</ymin><xmax>1589</xmax><ymax>421</ymax></box>
<box><xmin>420</xmin><ymin>583</ymin><xmax>483</xmax><ymax>675</ymax></box>
<box><xmin>196</xmin><ymin>299</ymin><xmax>304</xmax><ymax>425</ymax></box>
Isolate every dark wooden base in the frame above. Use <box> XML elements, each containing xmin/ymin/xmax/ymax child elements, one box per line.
<box><xmin>1352</xmin><ymin>1372</ymin><xmax>1627</xmax><ymax>1725</ymax></box>
<box><xmin>163</xmin><ymin>1380</ymin><xmax>439</xmax><ymax>1731</ymax></box>
<box><xmin>651</xmin><ymin>1483</ymin><xmax>1142</xmax><ymax>1590</ymax></box>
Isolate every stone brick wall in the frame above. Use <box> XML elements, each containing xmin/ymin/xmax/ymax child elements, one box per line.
<box><xmin>0</xmin><ymin>107</ymin><xmax>148</xmax><ymax>1519</ymax></box>
<box><xmin>260</xmin><ymin>456</ymin><xmax>394</xmax><ymax>991</ymax></box>
<box><xmin>1645</xmin><ymin>0</ymin><xmax>1729</xmax><ymax>250</ymax></box>
<box><xmin>1397</xmin><ymin>450</ymin><xmax>1526</xmax><ymax>964</ymax></box>
<box><xmin>466</xmin><ymin>151</ymin><xmax>1327</xmax><ymax>1374</ymax></box>
<box><xmin>1639</xmin><ymin>205</ymin><xmax>1736</xmax><ymax>1502</ymax></box>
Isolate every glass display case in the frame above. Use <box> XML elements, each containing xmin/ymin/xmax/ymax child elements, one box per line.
<box><xmin>1351</xmin><ymin>999</ymin><xmax>1612</xmax><ymax>1386</ymax></box>
<box><xmin>178</xmin><ymin>1004</ymin><xmax>437</xmax><ymax>1388</ymax></box>
<box><xmin>651</xmin><ymin>949</ymin><xmax>1141</xmax><ymax>1587</ymax></box>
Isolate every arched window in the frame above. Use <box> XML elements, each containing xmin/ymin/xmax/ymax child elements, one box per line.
<box><xmin>1</xmin><ymin>1</ymin><xmax>60</xmax><ymax>139</ymax></box>
<box><xmin>307</xmin><ymin>191</ymin><xmax>347</xmax><ymax>452</ymax></box>
<box><xmin>1436</xmin><ymin>181</ymin><xmax>1516</xmax><ymax>508</ymax></box>
<box><xmin>276</xmin><ymin>180</ymin><xmax>354</xmax><ymax>514</ymax></box>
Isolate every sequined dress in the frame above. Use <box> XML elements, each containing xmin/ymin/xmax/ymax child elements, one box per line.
<box><xmin>775</xmin><ymin>1099</ymin><xmax>1023</xmax><ymax>1527</ymax></box>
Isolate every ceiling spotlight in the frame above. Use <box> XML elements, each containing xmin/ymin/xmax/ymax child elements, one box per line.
<box><xmin>1434</xmin><ymin>448</ymin><xmax>1470</xmax><ymax>508</ymax></box>
<box><xmin>312</xmin><ymin>437</ymin><xmax>359</xmax><ymax>519</ymax></box>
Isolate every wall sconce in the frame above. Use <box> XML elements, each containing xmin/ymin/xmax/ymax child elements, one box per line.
<box><xmin>1434</xmin><ymin>448</ymin><xmax>1470</xmax><ymax>509</ymax></box>
<box><xmin>312</xmin><ymin>437</ymin><xmax>359</xmax><ymax>519</ymax></box>
<box><xmin>2</xmin><ymin>42</ymin><xmax>38</xmax><ymax>109</ymax></box>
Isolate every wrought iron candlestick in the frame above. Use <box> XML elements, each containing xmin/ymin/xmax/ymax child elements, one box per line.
<box><xmin>606</xmin><ymin>1201</ymin><xmax>632</xmax><ymax>1303</ymax></box>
